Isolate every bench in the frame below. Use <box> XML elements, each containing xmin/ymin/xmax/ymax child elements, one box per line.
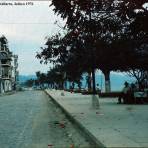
<box><xmin>134</xmin><ymin>91</ymin><xmax>148</xmax><ymax>104</ymax></box>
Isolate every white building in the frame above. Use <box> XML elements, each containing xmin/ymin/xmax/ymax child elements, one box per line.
<box><xmin>0</xmin><ymin>37</ymin><xmax>19</xmax><ymax>93</ymax></box>
<box><xmin>11</xmin><ymin>55</ymin><xmax>19</xmax><ymax>90</ymax></box>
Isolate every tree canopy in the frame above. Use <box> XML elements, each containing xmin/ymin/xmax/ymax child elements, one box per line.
<box><xmin>50</xmin><ymin>0</ymin><xmax>148</xmax><ymax>70</ymax></box>
<box><xmin>37</xmin><ymin>0</ymin><xmax>148</xmax><ymax>91</ymax></box>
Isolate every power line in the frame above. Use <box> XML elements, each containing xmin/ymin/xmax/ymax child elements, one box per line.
<box><xmin>0</xmin><ymin>0</ymin><xmax>51</xmax><ymax>1</ymax></box>
<box><xmin>0</xmin><ymin>22</ymin><xmax>54</xmax><ymax>24</ymax></box>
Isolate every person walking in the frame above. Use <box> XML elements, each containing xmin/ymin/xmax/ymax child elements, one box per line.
<box><xmin>118</xmin><ymin>82</ymin><xmax>130</xmax><ymax>104</ymax></box>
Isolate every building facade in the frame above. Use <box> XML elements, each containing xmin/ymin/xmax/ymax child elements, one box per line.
<box><xmin>0</xmin><ymin>38</ymin><xmax>19</xmax><ymax>93</ymax></box>
<box><xmin>11</xmin><ymin>55</ymin><xmax>19</xmax><ymax>90</ymax></box>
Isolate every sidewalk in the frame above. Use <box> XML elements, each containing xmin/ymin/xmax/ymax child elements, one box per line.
<box><xmin>45</xmin><ymin>89</ymin><xmax>148</xmax><ymax>148</ymax></box>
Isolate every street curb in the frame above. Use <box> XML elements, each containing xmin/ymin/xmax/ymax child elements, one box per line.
<box><xmin>0</xmin><ymin>91</ymin><xmax>16</xmax><ymax>97</ymax></box>
<box><xmin>44</xmin><ymin>90</ymin><xmax>106</xmax><ymax>148</ymax></box>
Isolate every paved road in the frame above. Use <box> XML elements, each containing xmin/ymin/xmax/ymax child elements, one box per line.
<box><xmin>0</xmin><ymin>91</ymin><xmax>90</xmax><ymax>148</ymax></box>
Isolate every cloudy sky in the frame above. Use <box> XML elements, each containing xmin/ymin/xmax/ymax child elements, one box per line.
<box><xmin>0</xmin><ymin>1</ymin><xmax>65</xmax><ymax>75</ymax></box>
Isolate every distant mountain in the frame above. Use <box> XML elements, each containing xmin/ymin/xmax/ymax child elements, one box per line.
<box><xmin>19</xmin><ymin>75</ymin><xmax>37</xmax><ymax>83</ymax></box>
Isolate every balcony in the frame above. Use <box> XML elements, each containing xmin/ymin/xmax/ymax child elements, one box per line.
<box><xmin>0</xmin><ymin>44</ymin><xmax>9</xmax><ymax>52</ymax></box>
<box><xmin>0</xmin><ymin>52</ymin><xmax>12</xmax><ymax>60</ymax></box>
<box><xmin>1</xmin><ymin>66</ymin><xmax>12</xmax><ymax>80</ymax></box>
<box><xmin>2</xmin><ymin>74</ymin><xmax>11</xmax><ymax>80</ymax></box>
<box><xmin>0</xmin><ymin>50</ymin><xmax>7</xmax><ymax>54</ymax></box>
<box><xmin>1</xmin><ymin>63</ymin><xmax>12</xmax><ymax>67</ymax></box>
<box><xmin>0</xmin><ymin>47</ymin><xmax>11</xmax><ymax>54</ymax></box>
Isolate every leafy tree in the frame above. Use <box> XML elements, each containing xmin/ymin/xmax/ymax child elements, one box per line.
<box><xmin>50</xmin><ymin>0</ymin><xmax>148</xmax><ymax>92</ymax></box>
<box><xmin>48</xmin><ymin>1</ymin><xmax>112</xmax><ymax>91</ymax></box>
<box><xmin>128</xmin><ymin>69</ymin><xmax>148</xmax><ymax>89</ymax></box>
<box><xmin>24</xmin><ymin>79</ymin><xmax>34</xmax><ymax>87</ymax></box>
<box><xmin>37</xmin><ymin>0</ymin><xmax>148</xmax><ymax>93</ymax></box>
<box><xmin>36</xmin><ymin>33</ymin><xmax>85</xmax><ymax>89</ymax></box>
<box><xmin>35</xmin><ymin>71</ymin><xmax>47</xmax><ymax>88</ymax></box>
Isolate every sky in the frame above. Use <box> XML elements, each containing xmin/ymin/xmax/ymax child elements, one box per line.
<box><xmin>0</xmin><ymin>1</ymin><xmax>147</xmax><ymax>76</ymax></box>
<box><xmin>0</xmin><ymin>1</ymin><xmax>65</xmax><ymax>75</ymax></box>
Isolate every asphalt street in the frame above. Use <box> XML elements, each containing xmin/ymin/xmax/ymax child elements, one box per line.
<box><xmin>0</xmin><ymin>90</ymin><xmax>90</xmax><ymax>148</ymax></box>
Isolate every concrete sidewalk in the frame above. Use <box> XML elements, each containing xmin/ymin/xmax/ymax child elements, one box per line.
<box><xmin>45</xmin><ymin>89</ymin><xmax>148</xmax><ymax>148</ymax></box>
